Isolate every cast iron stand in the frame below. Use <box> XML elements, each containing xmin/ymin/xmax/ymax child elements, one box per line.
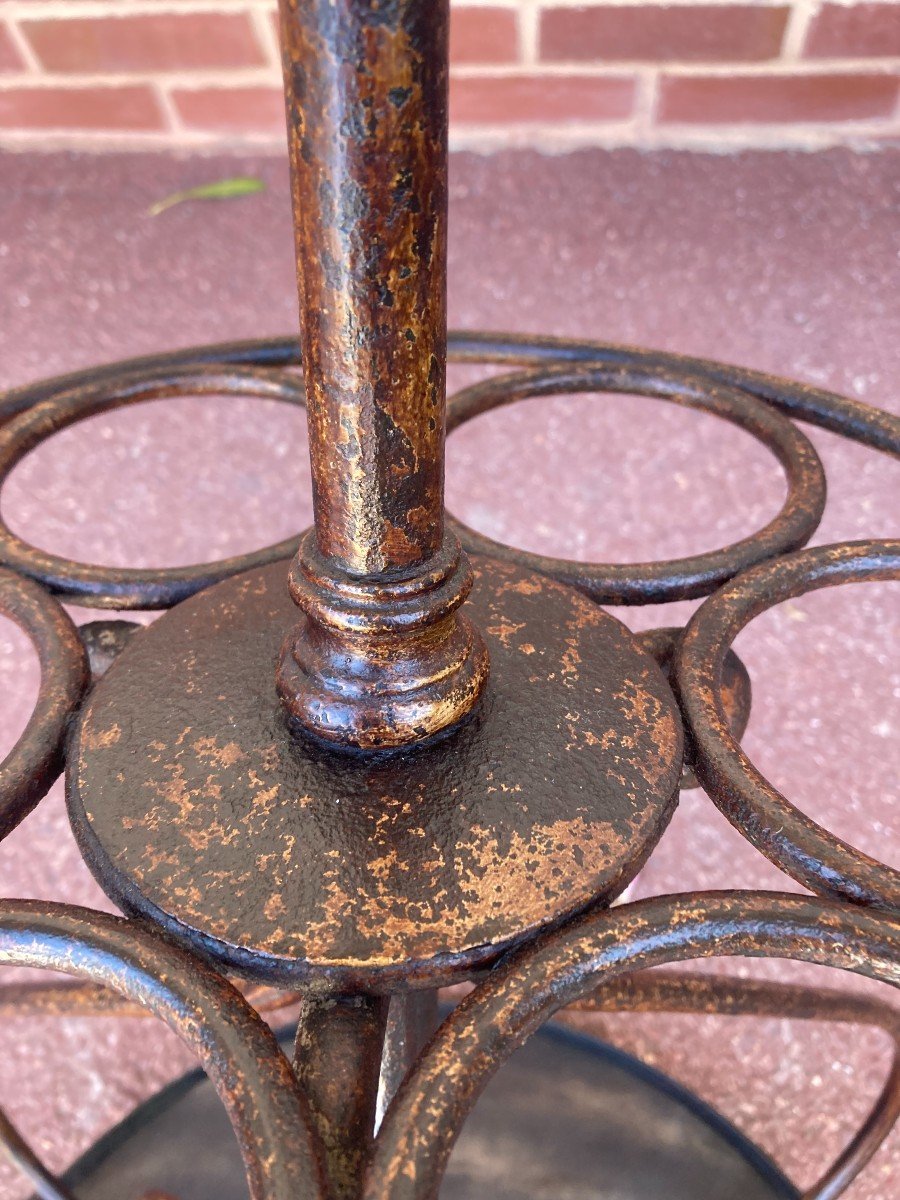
<box><xmin>0</xmin><ymin>4</ymin><xmax>898</xmax><ymax>1199</ymax></box>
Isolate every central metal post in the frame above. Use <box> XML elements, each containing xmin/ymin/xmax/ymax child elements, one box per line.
<box><xmin>276</xmin><ymin>0</ymin><xmax>489</xmax><ymax>749</ymax></box>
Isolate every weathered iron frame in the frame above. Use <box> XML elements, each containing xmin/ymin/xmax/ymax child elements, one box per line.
<box><xmin>0</xmin><ymin>2</ymin><xmax>898</xmax><ymax>1199</ymax></box>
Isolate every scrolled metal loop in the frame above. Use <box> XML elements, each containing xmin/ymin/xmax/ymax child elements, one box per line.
<box><xmin>0</xmin><ymin>570</ymin><xmax>89</xmax><ymax>840</ymax></box>
<box><xmin>0</xmin><ymin>901</ymin><xmax>326</xmax><ymax>1200</ymax></box>
<box><xmin>676</xmin><ymin>540</ymin><xmax>900</xmax><ymax>911</ymax></box>
<box><xmin>445</xmin><ymin>362</ymin><xmax>827</xmax><ymax>604</ymax></box>
<box><xmin>0</xmin><ymin>364</ymin><xmax>306</xmax><ymax>608</ymax></box>
<box><xmin>365</xmin><ymin>890</ymin><xmax>900</xmax><ymax>1200</ymax></box>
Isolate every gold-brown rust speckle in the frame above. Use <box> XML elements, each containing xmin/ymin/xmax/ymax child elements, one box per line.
<box><xmin>193</xmin><ymin>738</ymin><xmax>246</xmax><ymax>769</ymax></box>
<box><xmin>493</xmin><ymin>576</ymin><xmax>543</xmax><ymax>598</ymax></box>
<box><xmin>81</xmin><ymin>722</ymin><xmax>122</xmax><ymax>751</ymax></box>
<box><xmin>264</xmin><ymin>894</ymin><xmax>288</xmax><ymax>922</ymax></box>
<box><xmin>561</xmin><ymin>639</ymin><xmax>581</xmax><ymax>682</ymax></box>
<box><xmin>485</xmin><ymin>619</ymin><xmax>525</xmax><ymax>648</ymax></box>
<box><xmin>246</xmin><ymin>784</ymin><xmax>280</xmax><ymax>820</ymax></box>
<box><xmin>453</xmin><ymin>818</ymin><xmax>624</xmax><ymax>919</ymax></box>
<box><xmin>67</xmin><ymin>556</ymin><xmax>682</xmax><ymax>988</ymax></box>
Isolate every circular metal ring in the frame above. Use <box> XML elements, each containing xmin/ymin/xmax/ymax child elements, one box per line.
<box><xmin>0</xmin><ymin>901</ymin><xmax>326</xmax><ymax>1200</ymax></box>
<box><xmin>445</xmin><ymin>362</ymin><xmax>827</xmax><ymax>605</ymax></box>
<box><xmin>447</xmin><ymin>331</ymin><xmax>900</xmax><ymax>459</ymax></box>
<box><xmin>5</xmin><ymin>332</ymin><xmax>897</xmax><ymax>458</ymax></box>
<box><xmin>0</xmin><ymin>569</ymin><xmax>88</xmax><ymax>840</ymax></box>
<box><xmin>0</xmin><ymin>364</ymin><xmax>306</xmax><ymax>609</ymax></box>
<box><xmin>365</xmin><ymin>890</ymin><xmax>900</xmax><ymax>1200</ymax></box>
<box><xmin>4</xmin><ymin>334</ymin><xmax>890</xmax><ymax>611</ymax></box>
<box><xmin>676</xmin><ymin>540</ymin><xmax>900</xmax><ymax>911</ymax></box>
<box><xmin>3</xmin><ymin>333</ymin><xmax>892</xmax><ymax>609</ymax></box>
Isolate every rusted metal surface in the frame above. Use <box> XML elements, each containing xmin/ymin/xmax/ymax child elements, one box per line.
<box><xmin>275</xmin><ymin>0</ymin><xmax>488</xmax><ymax>747</ymax></box>
<box><xmin>677</xmin><ymin>539</ymin><xmax>900</xmax><ymax>912</ymax></box>
<box><xmin>1</xmin><ymin>0</ymin><xmax>898</xmax><ymax>1194</ymax></box>
<box><xmin>66</xmin><ymin>554</ymin><xmax>682</xmax><ymax>991</ymax></box>
<box><xmin>0</xmin><ymin>902</ymin><xmax>327</xmax><ymax>1200</ymax></box>
<box><xmin>635</xmin><ymin>626</ymin><xmax>751</xmax><ymax>789</ymax></box>
<box><xmin>0</xmin><ymin>569</ymin><xmax>89</xmax><ymax>840</ymax></box>
<box><xmin>0</xmin><ymin>337</ymin><xmax>300</xmax><ymax>427</ymax></box>
<box><xmin>1</xmin><ymin>219</ymin><xmax>895</xmax><ymax>1200</ymax></box>
<box><xmin>569</xmin><ymin>970</ymin><xmax>900</xmax><ymax>1200</ymax></box>
<box><xmin>0</xmin><ymin>343</ymin><xmax>890</xmax><ymax>1200</ymax></box>
<box><xmin>366</xmin><ymin>891</ymin><xmax>900</xmax><ymax>1200</ymax></box>
<box><xmin>295</xmin><ymin>993</ymin><xmax>389</xmax><ymax>1200</ymax></box>
<box><xmin>445</xmin><ymin>362</ymin><xmax>827</xmax><ymax>605</ymax></box>
<box><xmin>0</xmin><ymin>979</ymin><xmax>142</xmax><ymax>1018</ymax></box>
<box><xmin>277</xmin><ymin>0</ymin><xmax>447</xmax><ymax>575</ymax></box>
<box><xmin>277</xmin><ymin>525</ymin><xmax>489</xmax><ymax>748</ymax></box>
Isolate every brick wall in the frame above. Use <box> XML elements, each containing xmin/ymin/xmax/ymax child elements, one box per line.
<box><xmin>0</xmin><ymin>1</ymin><xmax>897</xmax><ymax>151</ymax></box>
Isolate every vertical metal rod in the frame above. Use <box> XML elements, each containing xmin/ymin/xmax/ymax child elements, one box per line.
<box><xmin>280</xmin><ymin>0</ymin><xmax>448</xmax><ymax>575</ymax></box>
<box><xmin>294</xmin><ymin>992</ymin><xmax>390</xmax><ymax>1200</ymax></box>
<box><xmin>376</xmin><ymin>990</ymin><xmax>440</xmax><ymax>1130</ymax></box>
<box><xmin>275</xmin><ymin>0</ymin><xmax>488</xmax><ymax>749</ymax></box>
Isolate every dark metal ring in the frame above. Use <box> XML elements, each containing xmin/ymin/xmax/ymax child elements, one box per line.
<box><xmin>4</xmin><ymin>332</ymin><xmax>897</xmax><ymax>458</ymax></box>
<box><xmin>676</xmin><ymin>540</ymin><xmax>900</xmax><ymax>911</ymax></box>
<box><xmin>0</xmin><ymin>901</ymin><xmax>326</xmax><ymax>1200</ymax></box>
<box><xmin>448</xmin><ymin>331</ymin><xmax>900</xmax><ymax>459</ymax></box>
<box><xmin>445</xmin><ymin>362</ymin><xmax>827</xmax><ymax>604</ymax></box>
<box><xmin>0</xmin><ymin>569</ymin><xmax>88</xmax><ymax>840</ymax></box>
<box><xmin>366</xmin><ymin>890</ymin><xmax>900</xmax><ymax>1200</ymax></box>
<box><xmin>2</xmin><ymin>333</ymin><xmax>891</xmax><ymax>611</ymax></box>
<box><xmin>0</xmin><ymin>364</ymin><xmax>306</xmax><ymax>608</ymax></box>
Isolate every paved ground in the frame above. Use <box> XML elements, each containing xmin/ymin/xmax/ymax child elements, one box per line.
<box><xmin>0</xmin><ymin>147</ymin><xmax>897</xmax><ymax>1198</ymax></box>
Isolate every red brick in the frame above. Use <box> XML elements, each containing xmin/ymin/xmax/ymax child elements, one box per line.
<box><xmin>269</xmin><ymin>6</ymin><xmax>521</xmax><ymax>65</ymax></box>
<box><xmin>450</xmin><ymin>73</ymin><xmax>635</xmax><ymax>123</ymax></box>
<box><xmin>0</xmin><ymin>35</ymin><xmax>21</xmax><ymax>75</ymax></box>
<box><xmin>541</xmin><ymin>5</ymin><xmax>789</xmax><ymax>63</ymax></box>
<box><xmin>172</xmin><ymin>86</ymin><xmax>286</xmax><ymax>134</ymax></box>
<box><xmin>0</xmin><ymin>25</ymin><xmax>25</xmax><ymax>73</ymax></box>
<box><xmin>804</xmin><ymin>3</ymin><xmax>900</xmax><ymax>59</ymax></box>
<box><xmin>0</xmin><ymin>85</ymin><xmax>164</xmax><ymax>131</ymax></box>
<box><xmin>658</xmin><ymin>72</ymin><xmax>899</xmax><ymax>123</ymax></box>
<box><xmin>450</xmin><ymin>7</ymin><xmax>518</xmax><ymax>64</ymax></box>
<box><xmin>20</xmin><ymin>14</ymin><xmax>266</xmax><ymax>74</ymax></box>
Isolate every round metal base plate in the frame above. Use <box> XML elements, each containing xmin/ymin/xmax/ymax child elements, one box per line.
<box><xmin>59</xmin><ymin>1025</ymin><xmax>797</xmax><ymax>1200</ymax></box>
<box><xmin>67</xmin><ymin>556</ymin><xmax>682</xmax><ymax>990</ymax></box>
